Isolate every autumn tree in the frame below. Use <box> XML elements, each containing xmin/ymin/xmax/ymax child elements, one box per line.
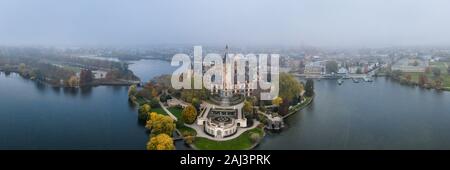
<box><xmin>79</xmin><ymin>69</ymin><xmax>94</xmax><ymax>85</ymax></box>
<box><xmin>146</xmin><ymin>133</ymin><xmax>175</xmax><ymax>150</ymax></box>
<box><xmin>425</xmin><ymin>67</ymin><xmax>432</xmax><ymax>74</ymax></box>
<box><xmin>243</xmin><ymin>100</ymin><xmax>253</xmax><ymax>114</ymax></box>
<box><xmin>138</xmin><ymin>104</ymin><xmax>151</xmax><ymax>121</ymax></box>
<box><xmin>67</xmin><ymin>75</ymin><xmax>79</xmax><ymax>87</ymax></box>
<box><xmin>128</xmin><ymin>84</ymin><xmax>137</xmax><ymax>97</ymax></box>
<box><xmin>272</xmin><ymin>97</ymin><xmax>283</xmax><ymax>106</ymax></box>
<box><xmin>136</xmin><ymin>88</ymin><xmax>153</xmax><ymax>100</ymax></box>
<box><xmin>391</xmin><ymin>70</ymin><xmax>402</xmax><ymax>80</ymax></box>
<box><xmin>279</xmin><ymin>73</ymin><xmax>303</xmax><ymax>102</ymax></box>
<box><xmin>146</xmin><ymin>112</ymin><xmax>176</xmax><ymax>135</ymax></box>
<box><xmin>276</xmin><ymin>73</ymin><xmax>304</xmax><ymax>115</ymax></box>
<box><xmin>250</xmin><ymin>132</ymin><xmax>261</xmax><ymax>144</ymax></box>
<box><xmin>405</xmin><ymin>74</ymin><xmax>412</xmax><ymax>82</ymax></box>
<box><xmin>18</xmin><ymin>63</ymin><xmax>26</xmax><ymax>74</ymax></box>
<box><xmin>434</xmin><ymin>78</ymin><xmax>443</xmax><ymax>90</ymax></box>
<box><xmin>418</xmin><ymin>74</ymin><xmax>428</xmax><ymax>87</ymax></box>
<box><xmin>182</xmin><ymin>105</ymin><xmax>197</xmax><ymax>124</ymax></box>
<box><xmin>183</xmin><ymin>136</ymin><xmax>195</xmax><ymax>145</ymax></box>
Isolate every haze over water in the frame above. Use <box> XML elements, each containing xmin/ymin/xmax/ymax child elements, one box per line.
<box><xmin>1</xmin><ymin>60</ymin><xmax>450</xmax><ymax>149</ymax></box>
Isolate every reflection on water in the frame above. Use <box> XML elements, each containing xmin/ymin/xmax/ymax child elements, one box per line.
<box><xmin>0</xmin><ymin>59</ymin><xmax>175</xmax><ymax>149</ymax></box>
<box><xmin>80</xmin><ymin>87</ymin><xmax>93</xmax><ymax>98</ymax></box>
<box><xmin>258</xmin><ymin>78</ymin><xmax>450</xmax><ymax>150</ymax></box>
<box><xmin>51</xmin><ymin>86</ymin><xmax>61</xmax><ymax>94</ymax></box>
<box><xmin>4</xmin><ymin>59</ymin><xmax>450</xmax><ymax>150</ymax></box>
<box><xmin>62</xmin><ymin>87</ymin><xmax>79</xmax><ymax>97</ymax></box>
<box><xmin>34</xmin><ymin>81</ymin><xmax>47</xmax><ymax>93</ymax></box>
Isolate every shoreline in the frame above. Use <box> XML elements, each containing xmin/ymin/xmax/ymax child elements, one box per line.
<box><xmin>282</xmin><ymin>96</ymin><xmax>314</xmax><ymax>119</ymax></box>
<box><xmin>0</xmin><ymin>70</ymin><xmax>139</xmax><ymax>88</ymax></box>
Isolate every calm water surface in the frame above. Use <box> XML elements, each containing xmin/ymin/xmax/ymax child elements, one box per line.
<box><xmin>258</xmin><ymin>78</ymin><xmax>450</xmax><ymax>149</ymax></box>
<box><xmin>1</xmin><ymin>59</ymin><xmax>450</xmax><ymax>149</ymax></box>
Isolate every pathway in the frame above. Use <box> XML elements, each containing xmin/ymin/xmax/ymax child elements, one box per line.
<box><xmin>159</xmin><ymin>101</ymin><xmax>178</xmax><ymax>121</ymax></box>
<box><xmin>184</xmin><ymin>120</ymin><xmax>261</xmax><ymax>141</ymax></box>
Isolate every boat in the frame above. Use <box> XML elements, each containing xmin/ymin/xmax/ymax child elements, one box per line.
<box><xmin>352</xmin><ymin>78</ymin><xmax>359</xmax><ymax>83</ymax></box>
<box><xmin>363</xmin><ymin>76</ymin><xmax>373</xmax><ymax>82</ymax></box>
<box><xmin>337</xmin><ymin>79</ymin><xmax>343</xmax><ymax>85</ymax></box>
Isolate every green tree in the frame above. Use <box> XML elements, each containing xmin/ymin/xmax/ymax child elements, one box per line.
<box><xmin>191</xmin><ymin>98</ymin><xmax>200</xmax><ymax>111</ymax></box>
<box><xmin>18</xmin><ymin>63</ymin><xmax>26</xmax><ymax>74</ymax></box>
<box><xmin>147</xmin><ymin>133</ymin><xmax>175</xmax><ymax>150</ymax></box>
<box><xmin>391</xmin><ymin>70</ymin><xmax>402</xmax><ymax>80</ymax></box>
<box><xmin>159</xmin><ymin>93</ymin><xmax>171</xmax><ymax>103</ymax></box>
<box><xmin>149</xmin><ymin>98</ymin><xmax>160</xmax><ymax>108</ymax></box>
<box><xmin>356</xmin><ymin>68</ymin><xmax>362</xmax><ymax>74</ymax></box>
<box><xmin>279</xmin><ymin>73</ymin><xmax>303</xmax><ymax>102</ymax></box>
<box><xmin>304</xmin><ymin>79</ymin><xmax>314</xmax><ymax>97</ymax></box>
<box><xmin>432</xmin><ymin>67</ymin><xmax>441</xmax><ymax>77</ymax></box>
<box><xmin>182</xmin><ymin>105</ymin><xmax>198</xmax><ymax>124</ymax></box>
<box><xmin>325</xmin><ymin>61</ymin><xmax>338</xmax><ymax>74</ymax></box>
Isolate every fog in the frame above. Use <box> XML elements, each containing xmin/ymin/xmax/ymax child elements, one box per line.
<box><xmin>1</xmin><ymin>0</ymin><xmax>450</xmax><ymax>47</ymax></box>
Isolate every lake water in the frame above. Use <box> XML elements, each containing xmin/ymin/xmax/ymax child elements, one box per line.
<box><xmin>0</xmin><ymin>73</ymin><xmax>145</xmax><ymax>149</ymax></box>
<box><xmin>258</xmin><ymin>78</ymin><xmax>450</xmax><ymax>149</ymax></box>
<box><xmin>1</xmin><ymin>59</ymin><xmax>450</xmax><ymax>149</ymax></box>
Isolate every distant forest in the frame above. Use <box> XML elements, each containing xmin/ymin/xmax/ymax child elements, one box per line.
<box><xmin>0</xmin><ymin>47</ymin><xmax>139</xmax><ymax>87</ymax></box>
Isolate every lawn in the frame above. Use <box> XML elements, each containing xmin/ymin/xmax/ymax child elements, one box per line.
<box><xmin>430</xmin><ymin>62</ymin><xmax>448</xmax><ymax>72</ymax></box>
<box><xmin>150</xmin><ymin>107</ymin><xmax>168</xmax><ymax>115</ymax></box>
<box><xmin>168</xmin><ymin>107</ymin><xmax>183</xmax><ymax>120</ymax></box>
<box><xmin>135</xmin><ymin>97</ymin><xmax>148</xmax><ymax>105</ymax></box>
<box><xmin>193</xmin><ymin>127</ymin><xmax>264</xmax><ymax>150</ymax></box>
<box><xmin>177</xmin><ymin>123</ymin><xmax>197</xmax><ymax>136</ymax></box>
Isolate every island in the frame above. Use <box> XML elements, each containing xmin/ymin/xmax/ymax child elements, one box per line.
<box><xmin>126</xmin><ymin>47</ymin><xmax>315</xmax><ymax>150</ymax></box>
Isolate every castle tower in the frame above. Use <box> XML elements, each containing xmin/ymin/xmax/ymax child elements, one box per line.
<box><xmin>221</xmin><ymin>45</ymin><xmax>233</xmax><ymax>97</ymax></box>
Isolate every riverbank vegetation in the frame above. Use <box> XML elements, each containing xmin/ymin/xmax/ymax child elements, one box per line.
<box><xmin>276</xmin><ymin>73</ymin><xmax>308</xmax><ymax>116</ymax></box>
<box><xmin>0</xmin><ymin>47</ymin><xmax>139</xmax><ymax>87</ymax></box>
<box><xmin>388</xmin><ymin>61</ymin><xmax>450</xmax><ymax>91</ymax></box>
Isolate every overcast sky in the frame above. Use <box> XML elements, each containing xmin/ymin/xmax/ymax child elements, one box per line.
<box><xmin>0</xmin><ymin>0</ymin><xmax>450</xmax><ymax>47</ymax></box>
